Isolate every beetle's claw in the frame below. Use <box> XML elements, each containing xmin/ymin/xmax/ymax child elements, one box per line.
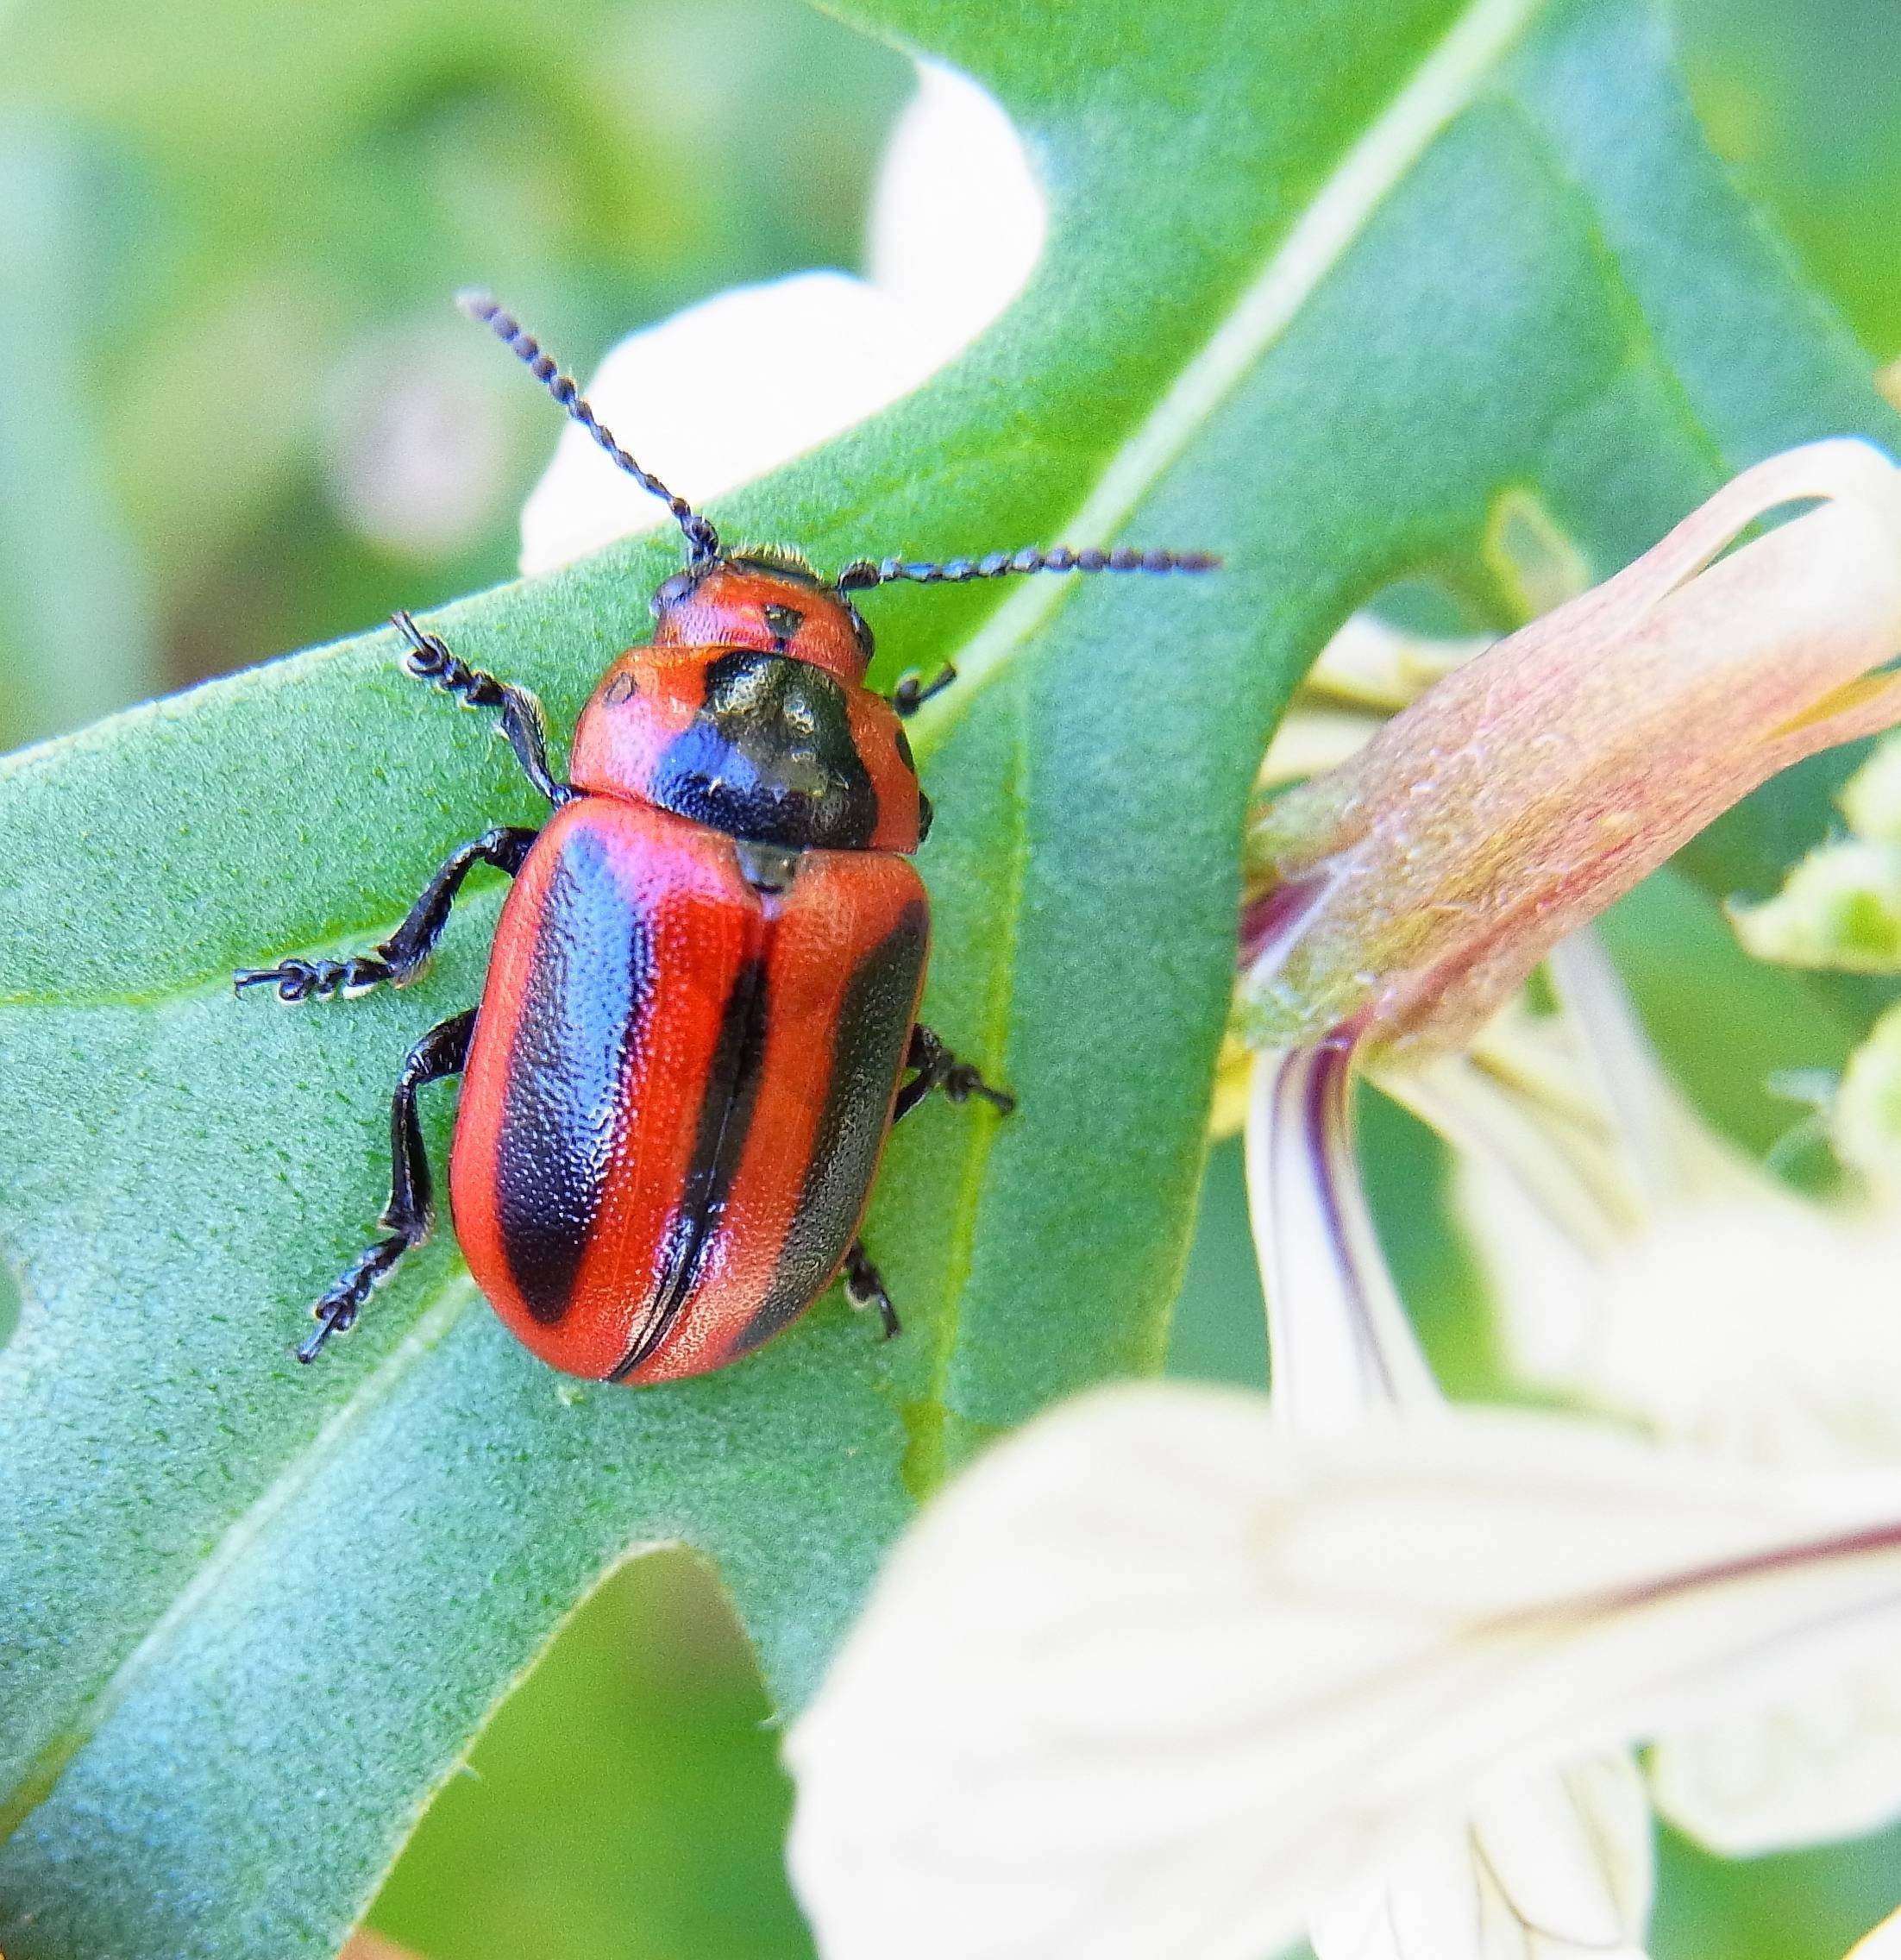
<box><xmin>235</xmin><ymin>956</ymin><xmax>392</xmax><ymax>1003</ymax></box>
<box><xmin>940</xmin><ymin>1063</ymin><xmax>1015</xmax><ymax>1116</ymax></box>
<box><xmin>843</xmin><ymin>1247</ymin><xmax>900</xmax><ymax>1339</ymax></box>
<box><xmin>296</xmin><ymin>1300</ymin><xmax>355</xmax><ymax>1364</ymax></box>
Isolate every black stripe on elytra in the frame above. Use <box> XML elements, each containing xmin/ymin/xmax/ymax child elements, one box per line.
<box><xmin>607</xmin><ymin>949</ymin><xmax>772</xmax><ymax>1380</ymax></box>
<box><xmin>493</xmin><ymin>826</ymin><xmax>653</xmax><ymax>1326</ymax></box>
<box><xmin>649</xmin><ymin>648</ymin><xmax>879</xmax><ymax>850</ymax></box>
<box><xmin>731</xmin><ymin>899</ymin><xmax>929</xmax><ymax>1359</ymax></box>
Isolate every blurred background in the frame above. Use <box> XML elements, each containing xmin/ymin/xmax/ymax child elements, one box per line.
<box><xmin>3</xmin><ymin>0</ymin><xmax>1900</xmax><ymax>1953</ymax></box>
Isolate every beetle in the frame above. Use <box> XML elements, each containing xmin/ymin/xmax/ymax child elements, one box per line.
<box><xmin>236</xmin><ymin>292</ymin><xmax>1216</xmax><ymax>1384</ymax></box>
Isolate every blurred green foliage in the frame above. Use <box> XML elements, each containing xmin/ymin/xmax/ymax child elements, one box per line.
<box><xmin>371</xmin><ymin>1551</ymin><xmax>812</xmax><ymax>1960</ymax></box>
<box><xmin>1673</xmin><ymin>0</ymin><xmax>1901</xmax><ymax>363</ymax></box>
<box><xmin>4</xmin><ymin>0</ymin><xmax>1901</xmax><ymax>1955</ymax></box>
<box><xmin>0</xmin><ymin>0</ymin><xmax>908</xmax><ymax>750</ymax></box>
<box><xmin>0</xmin><ymin>5</ymin><xmax>907</xmax><ymax>1953</ymax></box>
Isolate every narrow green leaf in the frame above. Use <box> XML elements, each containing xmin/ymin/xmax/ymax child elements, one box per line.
<box><xmin>3</xmin><ymin>2</ymin><xmax>1898</xmax><ymax>1955</ymax></box>
<box><xmin>0</xmin><ymin>118</ymin><xmax>160</xmax><ymax>744</ymax></box>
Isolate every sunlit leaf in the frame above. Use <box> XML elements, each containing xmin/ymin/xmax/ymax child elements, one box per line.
<box><xmin>3</xmin><ymin>0</ymin><xmax>1898</xmax><ymax>1953</ymax></box>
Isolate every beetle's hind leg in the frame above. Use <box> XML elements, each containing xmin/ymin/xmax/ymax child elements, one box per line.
<box><xmin>236</xmin><ymin>825</ymin><xmax>537</xmax><ymax>1003</ymax></box>
<box><xmin>843</xmin><ymin>1241</ymin><xmax>900</xmax><ymax>1340</ymax></box>
<box><xmin>298</xmin><ymin>1008</ymin><xmax>474</xmax><ymax>1363</ymax></box>
<box><xmin>894</xmin><ymin>1025</ymin><xmax>1015</xmax><ymax>1122</ymax></box>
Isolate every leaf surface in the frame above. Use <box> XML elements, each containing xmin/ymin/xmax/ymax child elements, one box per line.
<box><xmin>2</xmin><ymin>0</ymin><xmax>1897</xmax><ymax>1953</ymax></box>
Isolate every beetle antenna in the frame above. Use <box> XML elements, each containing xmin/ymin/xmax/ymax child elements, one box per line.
<box><xmin>835</xmin><ymin>545</ymin><xmax>1219</xmax><ymax>590</ymax></box>
<box><xmin>457</xmin><ymin>290</ymin><xmax>721</xmax><ymax>567</ymax></box>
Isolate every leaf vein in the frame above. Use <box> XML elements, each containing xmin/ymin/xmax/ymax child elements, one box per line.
<box><xmin>910</xmin><ymin>0</ymin><xmax>1548</xmax><ymax>762</ymax></box>
<box><xmin>0</xmin><ymin>1276</ymin><xmax>480</xmax><ymax>1845</ymax></box>
<box><xmin>916</xmin><ymin>680</ymin><xmax>1032</xmax><ymax>1495</ymax></box>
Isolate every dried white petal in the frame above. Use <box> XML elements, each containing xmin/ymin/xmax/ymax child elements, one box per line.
<box><xmin>786</xmin><ymin>1389</ymin><xmax>1901</xmax><ymax>1960</ymax></box>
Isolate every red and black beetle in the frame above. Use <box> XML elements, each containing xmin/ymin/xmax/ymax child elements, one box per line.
<box><xmin>237</xmin><ymin>293</ymin><xmax>1215</xmax><ymax>1385</ymax></box>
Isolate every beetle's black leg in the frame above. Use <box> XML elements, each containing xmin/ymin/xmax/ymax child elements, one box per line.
<box><xmin>888</xmin><ymin>663</ymin><xmax>957</xmax><ymax>718</ymax></box>
<box><xmin>235</xmin><ymin>825</ymin><xmax>537</xmax><ymax>1002</ymax></box>
<box><xmin>894</xmin><ymin>1025</ymin><xmax>1015</xmax><ymax>1122</ymax></box>
<box><xmin>843</xmin><ymin>1241</ymin><xmax>900</xmax><ymax>1339</ymax></box>
<box><xmin>298</xmin><ymin>1008</ymin><xmax>475</xmax><ymax>1363</ymax></box>
<box><xmin>392</xmin><ymin>609</ymin><xmax>574</xmax><ymax>807</ymax></box>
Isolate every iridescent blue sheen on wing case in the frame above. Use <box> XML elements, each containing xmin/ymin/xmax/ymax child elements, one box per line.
<box><xmin>449</xmin><ymin>796</ymin><xmax>929</xmax><ymax>1384</ymax></box>
<box><xmin>447</xmin><ymin>558</ymin><xmax>936</xmax><ymax>1383</ymax></box>
<box><xmin>489</xmin><ymin>821</ymin><xmax>652</xmax><ymax>1324</ymax></box>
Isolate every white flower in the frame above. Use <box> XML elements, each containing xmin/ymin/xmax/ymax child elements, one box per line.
<box><xmin>1248</xmin><ymin>1040</ymin><xmax>1651</xmax><ymax>1960</ymax></box>
<box><xmin>785</xmin><ymin>990</ymin><xmax>1901</xmax><ymax>1960</ymax></box>
<box><xmin>518</xmin><ymin>61</ymin><xmax>1045</xmax><ymax>575</ymax></box>
<box><xmin>785</xmin><ymin>1388</ymin><xmax>1901</xmax><ymax>1960</ymax></box>
<box><xmin>1854</xmin><ymin>1905</ymin><xmax>1901</xmax><ymax>1959</ymax></box>
<box><xmin>787</xmin><ymin>447</ymin><xmax>1901</xmax><ymax>1960</ymax></box>
<box><xmin>1406</xmin><ymin>936</ymin><xmax>1901</xmax><ymax>1856</ymax></box>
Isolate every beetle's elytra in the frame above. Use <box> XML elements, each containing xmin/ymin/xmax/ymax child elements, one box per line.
<box><xmin>236</xmin><ymin>292</ymin><xmax>1216</xmax><ymax>1385</ymax></box>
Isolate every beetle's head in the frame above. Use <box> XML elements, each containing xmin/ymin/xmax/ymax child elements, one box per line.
<box><xmin>649</xmin><ymin>553</ymin><xmax>875</xmax><ymax>686</ymax></box>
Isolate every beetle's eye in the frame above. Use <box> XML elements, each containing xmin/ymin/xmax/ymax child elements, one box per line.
<box><xmin>651</xmin><ymin>572</ymin><xmax>695</xmax><ymax>616</ymax></box>
<box><xmin>763</xmin><ymin>603</ymin><xmax>804</xmax><ymax>638</ymax></box>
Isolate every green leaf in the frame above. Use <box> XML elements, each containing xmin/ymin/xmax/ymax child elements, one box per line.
<box><xmin>3</xmin><ymin>1</ymin><xmax>1897</xmax><ymax>1955</ymax></box>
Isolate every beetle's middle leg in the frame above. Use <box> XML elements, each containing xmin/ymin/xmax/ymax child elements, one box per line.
<box><xmin>297</xmin><ymin>1007</ymin><xmax>474</xmax><ymax>1363</ymax></box>
<box><xmin>235</xmin><ymin>825</ymin><xmax>537</xmax><ymax>1003</ymax></box>
<box><xmin>893</xmin><ymin>1025</ymin><xmax>1015</xmax><ymax>1122</ymax></box>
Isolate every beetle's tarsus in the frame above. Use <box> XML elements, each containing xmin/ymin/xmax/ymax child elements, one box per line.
<box><xmin>296</xmin><ymin>1247</ymin><xmax>398</xmax><ymax>1361</ymax></box>
<box><xmin>235</xmin><ymin>826</ymin><xmax>537</xmax><ymax>1008</ymax></box>
<box><xmin>940</xmin><ymin>1063</ymin><xmax>1015</xmax><ymax>1115</ymax></box>
<box><xmin>292</xmin><ymin>1010</ymin><xmax>474</xmax><ymax>1363</ymax></box>
<box><xmin>894</xmin><ymin>1025</ymin><xmax>1014</xmax><ymax>1124</ymax></box>
<box><xmin>235</xmin><ymin>954</ymin><xmax>392</xmax><ymax>1003</ymax></box>
<box><xmin>843</xmin><ymin>1241</ymin><xmax>900</xmax><ymax>1339</ymax></box>
<box><xmin>889</xmin><ymin>663</ymin><xmax>957</xmax><ymax>717</ymax></box>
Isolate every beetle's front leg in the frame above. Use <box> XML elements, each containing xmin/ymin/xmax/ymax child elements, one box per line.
<box><xmin>235</xmin><ymin>825</ymin><xmax>537</xmax><ymax>1002</ymax></box>
<box><xmin>392</xmin><ymin>610</ymin><xmax>574</xmax><ymax>807</ymax></box>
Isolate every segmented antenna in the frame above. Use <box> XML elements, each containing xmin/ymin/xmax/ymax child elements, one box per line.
<box><xmin>835</xmin><ymin>546</ymin><xmax>1219</xmax><ymax>591</ymax></box>
<box><xmin>457</xmin><ymin>290</ymin><xmax>720</xmax><ymax>566</ymax></box>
